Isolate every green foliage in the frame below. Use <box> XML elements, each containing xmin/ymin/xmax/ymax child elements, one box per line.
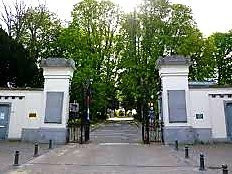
<box><xmin>0</xmin><ymin>28</ymin><xmax>39</xmax><ymax>87</ymax></box>
<box><xmin>117</xmin><ymin>0</ymin><xmax>205</xmax><ymax>113</ymax></box>
<box><xmin>59</xmin><ymin>0</ymin><xmax>232</xmax><ymax>119</ymax></box>
<box><xmin>58</xmin><ymin>0</ymin><xmax>121</xmax><ymax>119</ymax></box>
<box><xmin>2</xmin><ymin>0</ymin><xmax>232</xmax><ymax>121</ymax></box>
<box><xmin>1</xmin><ymin>2</ymin><xmax>63</xmax><ymax>87</ymax></box>
<box><xmin>67</xmin><ymin>118</ymin><xmax>81</xmax><ymax>127</ymax></box>
<box><xmin>206</xmin><ymin>32</ymin><xmax>232</xmax><ymax>84</ymax></box>
<box><xmin>22</xmin><ymin>4</ymin><xmax>62</xmax><ymax>61</ymax></box>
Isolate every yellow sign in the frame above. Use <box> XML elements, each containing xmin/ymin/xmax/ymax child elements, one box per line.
<box><xmin>29</xmin><ymin>113</ymin><xmax>37</xmax><ymax>118</ymax></box>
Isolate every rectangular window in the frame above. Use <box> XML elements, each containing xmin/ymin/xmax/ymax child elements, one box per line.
<box><xmin>168</xmin><ymin>90</ymin><xmax>187</xmax><ymax>123</ymax></box>
<box><xmin>45</xmin><ymin>92</ymin><xmax>64</xmax><ymax>124</ymax></box>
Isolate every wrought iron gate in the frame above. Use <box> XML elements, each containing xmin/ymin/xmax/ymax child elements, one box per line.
<box><xmin>67</xmin><ymin>116</ymin><xmax>90</xmax><ymax>144</ymax></box>
<box><xmin>149</xmin><ymin>119</ymin><xmax>163</xmax><ymax>142</ymax></box>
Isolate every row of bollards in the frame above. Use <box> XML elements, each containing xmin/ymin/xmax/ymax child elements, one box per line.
<box><xmin>174</xmin><ymin>140</ymin><xmax>229</xmax><ymax>173</ymax></box>
<box><xmin>13</xmin><ymin>140</ymin><xmax>54</xmax><ymax>166</ymax></box>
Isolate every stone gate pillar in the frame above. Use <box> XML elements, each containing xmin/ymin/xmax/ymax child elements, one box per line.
<box><xmin>40</xmin><ymin>58</ymin><xmax>76</xmax><ymax>144</ymax></box>
<box><xmin>156</xmin><ymin>56</ymin><xmax>193</xmax><ymax>144</ymax></box>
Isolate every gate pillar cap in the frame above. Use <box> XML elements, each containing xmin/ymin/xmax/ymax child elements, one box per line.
<box><xmin>156</xmin><ymin>55</ymin><xmax>192</xmax><ymax>69</ymax></box>
<box><xmin>41</xmin><ymin>58</ymin><xmax>76</xmax><ymax>70</ymax></box>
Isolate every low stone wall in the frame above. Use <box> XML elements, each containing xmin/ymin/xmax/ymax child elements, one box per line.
<box><xmin>22</xmin><ymin>128</ymin><xmax>67</xmax><ymax>144</ymax></box>
<box><xmin>194</xmin><ymin>128</ymin><xmax>212</xmax><ymax>143</ymax></box>
<box><xmin>163</xmin><ymin>126</ymin><xmax>213</xmax><ymax>144</ymax></box>
<box><xmin>163</xmin><ymin>126</ymin><xmax>195</xmax><ymax>144</ymax></box>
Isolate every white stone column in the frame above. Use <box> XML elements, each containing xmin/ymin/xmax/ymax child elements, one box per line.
<box><xmin>157</xmin><ymin>56</ymin><xmax>193</xmax><ymax>144</ymax></box>
<box><xmin>40</xmin><ymin>58</ymin><xmax>76</xmax><ymax>144</ymax></box>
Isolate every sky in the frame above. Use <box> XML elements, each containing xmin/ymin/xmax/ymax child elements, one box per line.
<box><xmin>3</xmin><ymin>0</ymin><xmax>232</xmax><ymax>36</ymax></box>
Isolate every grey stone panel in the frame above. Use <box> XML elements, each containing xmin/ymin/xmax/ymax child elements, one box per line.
<box><xmin>211</xmin><ymin>138</ymin><xmax>230</xmax><ymax>143</ymax></box>
<box><xmin>163</xmin><ymin>126</ymin><xmax>195</xmax><ymax>144</ymax></box>
<box><xmin>168</xmin><ymin>90</ymin><xmax>187</xmax><ymax>123</ymax></box>
<box><xmin>21</xmin><ymin>128</ymin><xmax>40</xmax><ymax>143</ymax></box>
<box><xmin>44</xmin><ymin>92</ymin><xmax>64</xmax><ymax>124</ymax></box>
<box><xmin>40</xmin><ymin>58</ymin><xmax>76</xmax><ymax>70</ymax></box>
<box><xmin>194</xmin><ymin>128</ymin><xmax>212</xmax><ymax>142</ymax></box>
<box><xmin>22</xmin><ymin>128</ymin><xmax>67</xmax><ymax>144</ymax></box>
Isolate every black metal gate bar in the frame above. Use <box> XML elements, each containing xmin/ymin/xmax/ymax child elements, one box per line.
<box><xmin>149</xmin><ymin>120</ymin><xmax>164</xmax><ymax>143</ymax></box>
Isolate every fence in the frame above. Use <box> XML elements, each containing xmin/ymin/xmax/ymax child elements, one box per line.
<box><xmin>149</xmin><ymin>120</ymin><xmax>163</xmax><ymax>143</ymax></box>
<box><xmin>67</xmin><ymin>126</ymin><xmax>81</xmax><ymax>143</ymax></box>
<box><xmin>67</xmin><ymin>119</ymin><xmax>90</xmax><ymax>144</ymax></box>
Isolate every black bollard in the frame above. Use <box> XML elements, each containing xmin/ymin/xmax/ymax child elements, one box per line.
<box><xmin>34</xmin><ymin>143</ymin><xmax>39</xmax><ymax>157</ymax></box>
<box><xmin>49</xmin><ymin>139</ymin><xmax>53</xmax><ymax>149</ymax></box>
<box><xmin>199</xmin><ymin>153</ymin><xmax>205</xmax><ymax>171</ymax></box>
<box><xmin>222</xmin><ymin>164</ymin><xmax>228</xmax><ymax>174</ymax></box>
<box><xmin>13</xmin><ymin>151</ymin><xmax>20</xmax><ymax>166</ymax></box>
<box><xmin>175</xmin><ymin>140</ymin><xmax>178</xmax><ymax>151</ymax></box>
<box><xmin>185</xmin><ymin>146</ymin><xmax>189</xmax><ymax>158</ymax></box>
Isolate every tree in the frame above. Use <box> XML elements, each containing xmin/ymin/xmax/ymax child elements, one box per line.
<box><xmin>0</xmin><ymin>0</ymin><xmax>27</xmax><ymax>41</ymax></box>
<box><xmin>0</xmin><ymin>1</ymin><xmax>62</xmax><ymax>88</ymax></box>
<box><xmin>1</xmin><ymin>1</ymin><xmax>63</xmax><ymax>61</ymax></box>
<box><xmin>207</xmin><ymin>32</ymin><xmax>232</xmax><ymax>84</ymax></box>
<box><xmin>59</xmin><ymin>0</ymin><xmax>121</xmax><ymax>119</ymax></box>
<box><xmin>22</xmin><ymin>4</ymin><xmax>62</xmax><ymax>61</ymax></box>
<box><xmin>117</xmin><ymin>12</ymin><xmax>143</xmax><ymax>113</ymax></box>
<box><xmin>0</xmin><ymin>27</ymin><xmax>38</xmax><ymax>87</ymax></box>
<box><xmin>118</xmin><ymin>0</ymin><xmax>213</xmax><ymax>118</ymax></box>
<box><xmin>166</xmin><ymin>4</ymin><xmax>211</xmax><ymax>81</ymax></box>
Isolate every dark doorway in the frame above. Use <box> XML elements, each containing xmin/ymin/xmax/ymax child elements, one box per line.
<box><xmin>225</xmin><ymin>102</ymin><xmax>232</xmax><ymax>140</ymax></box>
<box><xmin>0</xmin><ymin>104</ymin><xmax>10</xmax><ymax>140</ymax></box>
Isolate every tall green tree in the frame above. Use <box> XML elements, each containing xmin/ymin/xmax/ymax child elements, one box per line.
<box><xmin>118</xmin><ymin>0</ymin><xmax>211</xmax><ymax>116</ymax></box>
<box><xmin>207</xmin><ymin>32</ymin><xmax>232</xmax><ymax>84</ymax></box>
<box><xmin>0</xmin><ymin>27</ymin><xmax>38</xmax><ymax>87</ymax></box>
<box><xmin>59</xmin><ymin>0</ymin><xmax>121</xmax><ymax>119</ymax></box>
<box><xmin>1</xmin><ymin>1</ymin><xmax>63</xmax><ymax>87</ymax></box>
<box><xmin>166</xmin><ymin>4</ymin><xmax>212</xmax><ymax>81</ymax></box>
<box><xmin>117</xmin><ymin>12</ymin><xmax>144</xmax><ymax>113</ymax></box>
<box><xmin>22</xmin><ymin>4</ymin><xmax>62</xmax><ymax>61</ymax></box>
<box><xmin>1</xmin><ymin>1</ymin><xmax>62</xmax><ymax>61</ymax></box>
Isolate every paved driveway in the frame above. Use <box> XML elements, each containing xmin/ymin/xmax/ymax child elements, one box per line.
<box><xmin>5</xmin><ymin>121</ymin><xmax>228</xmax><ymax>174</ymax></box>
<box><xmin>90</xmin><ymin>121</ymin><xmax>141</xmax><ymax>144</ymax></box>
<box><xmin>5</xmin><ymin>142</ymin><xmax>222</xmax><ymax>174</ymax></box>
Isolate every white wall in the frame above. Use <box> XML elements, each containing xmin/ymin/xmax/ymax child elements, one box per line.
<box><xmin>0</xmin><ymin>61</ymin><xmax>75</xmax><ymax>141</ymax></box>
<box><xmin>158</xmin><ymin>60</ymin><xmax>232</xmax><ymax>141</ymax></box>
<box><xmin>189</xmin><ymin>89</ymin><xmax>211</xmax><ymax>129</ymax></box>
<box><xmin>189</xmin><ymin>88</ymin><xmax>232</xmax><ymax>139</ymax></box>
<box><xmin>0</xmin><ymin>89</ymin><xmax>43</xmax><ymax>139</ymax></box>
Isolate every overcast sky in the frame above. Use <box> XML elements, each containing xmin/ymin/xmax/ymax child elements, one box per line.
<box><xmin>3</xmin><ymin>0</ymin><xmax>232</xmax><ymax>36</ymax></box>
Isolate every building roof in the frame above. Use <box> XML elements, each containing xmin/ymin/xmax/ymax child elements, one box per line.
<box><xmin>0</xmin><ymin>87</ymin><xmax>43</xmax><ymax>91</ymax></box>
<box><xmin>40</xmin><ymin>58</ymin><xmax>76</xmax><ymax>70</ymax></box>
<box><xmin>189</xmin><ymin>81</ymin><xmax>232</xmax><ymax>89</ymax></box>
<box><xmin>156</xmin><ymin>55</ymin><xmax>191</xmax><ymax>69</ymax></box>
